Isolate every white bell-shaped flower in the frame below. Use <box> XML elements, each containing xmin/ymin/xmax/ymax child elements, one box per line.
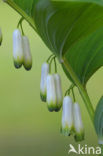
<box><xmin>53</xmin><ymin>73</ymin><xmax>63</xmax><ymax>112</ymax></box>
<box><xmin>13</xmin><ymin>29</ymin><xmax>24</xmax><ymax>68</ymax></box>
<box><xmin>61</xmin><ymin>96</ymin><xmax>74</xmax><ymax>136</ymax></box>
<box><xmin>46</xmin><ymin>74</ymin><xmax>57</xmax><ymax>112</ymax></box>
<box><xmin>0</xmin><ymin>28</ymin><xmax>2</xmax><ymax>45</ymax></box>
<box><xmin>22</xmin><ymin>36</ymin><xmax>32</xmax><ymax>70</ymax></box>
<box><xmin>73</xmin><ymin>102</ymin><xmax>84</xmax><ymax>141</ymax></box>
<box><xmin>40</xmin><ymin>62</ymin><xmax>49</xmax><ymax>102</ymax></box>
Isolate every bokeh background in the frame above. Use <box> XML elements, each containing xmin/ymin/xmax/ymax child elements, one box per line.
<box><xmin>0</xmin><ymin>1</ymin><xmax>102</xmax><ymax>156</ymax></box>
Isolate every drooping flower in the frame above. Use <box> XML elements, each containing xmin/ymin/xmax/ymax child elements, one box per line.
<box><xmin>53</xmin><ymin>73</ymin><xmax>63</xmax><ymax>112</ymax></box>
<box><xmin>61</xmin><ymin>96</ymin><xmax>74</xmax><ymax>136</ymax></box>
<box><xmin>46</xmin><ymin>74</ymin><xmax>57</xmax><ymax>112</ymax></box>
<box><xmin>13</xmin><ymin>29</ymin><xmax>24</xmax><ymax>68</ymax></box>
<box><xmin>0</xmin><ymin>28</ymin><xmax>2</xmax><ymax>45</ymax></box>
<box><xmin>22</xmin><ymin>36</ymin><xmax>32</xmax><ymax>70</ymax></box>
<box><xmin>73</xmin><ymin>102</ymin><xmax>84</xmax><ymax>142</ymax></box>
<box><xmin>40</xmin><ymin>62</ymin><xmax>49</xmax><ymax>102</ymax></box>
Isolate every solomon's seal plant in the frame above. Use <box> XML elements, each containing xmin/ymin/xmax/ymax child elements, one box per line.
<box><xmin>2</xmin><ymin>0</ymin><xmax>103</xmax><ymax>154</ymax></box>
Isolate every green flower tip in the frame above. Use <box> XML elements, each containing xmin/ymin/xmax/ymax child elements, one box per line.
<box><xmin>74</xmin><ymin>132</ymin><xmax>85</xmax><ymax>142</ymax></box>
<box><xmin>55</xmin><ymin>104</ymin><xmax>62</xmax><ymax>112</ymax></box>
<box><xmin>60</xmin><ymin>128</ymin><xmax>71</xmax><ymax>136</ymax></box>
<box><xmin>47</xmin><ymin>104</ymin><xmax>55</xmax><ymax>112</ymax></box>
<box><xmin>14</xmin><ymin>61</ymin><xmax>22</xmax><ymax>69</ymax></box>
<box><xmin>13</xmin><ymin>56</ymin><xmax>23</xmax><ymax>69</ymax></box>
<box><xmin>0</xmin><ymin>30</ymin><xmax>2</xmax><ymax>46</ymax></box>
<box><xmin>23</xmin><ymin>63</ymin><xmax>32</xmax><ymax>71</ymax></box>
<box><xmin>47</xmin><ymin>103</ymin><xmax>62</xmax><ymax>112</ymax></box>
<box><xmin>40</xmin><ymin>92</ymin><xmax>46</xmax><ymax>102</ymax></box>
<box><xmin>60</xmin><ymin>127</ymin><xmax>74</xmax><ymax>136</ymax></box>
<box><xmin>0</xmin><ymin>38</ymin><xmax>2</xmax><ymax>46</ymax></box>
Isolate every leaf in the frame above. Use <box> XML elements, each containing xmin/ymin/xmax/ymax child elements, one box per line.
<box><xmin>10</xmin><ymin>0</ymin><xmax>34</xmax><ymax>16</ymax></box>
<box><xmin>94</xmin><ymin>96</ymin><xmax>103</xmax><ymax>143</ymax></box>
<box><xmin>6</xmin><ymin>0</ymin><xmax>103</xmax><ymax>85</ymax></box>
<box><xmin>63</xmin><ymin>28</ymin><xmax>103</xmax><ymax>84</ymax></box>
<box><xmin>32</xmin><ymin>0</ymin><xmax>103</xmax><ymax>85</ymax></box>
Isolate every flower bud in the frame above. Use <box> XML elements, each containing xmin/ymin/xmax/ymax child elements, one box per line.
<box><xmin>40</xmin><ymin>62</ymin><xmax>49</xmax><ymax>102</ymax></box>
<box><xmin>23</xmin><ymin>36</ymin><xmax>32</xmax><ymax>70</ymax></box>
<box><xmin>61</xmin><ymin>96</ymin><xmax>74</xmax><ymax>136</ymax></box>
<box><xmin>13</xmin><ymin>29</ymin><xmax>23</xmax><ymax>68</ymax></box>
<box><xmin>73</xmin><ymin>103</ymin><xmax>84</xmax><ymax>142</ymax></box>
<box><xmin>0</xmin><ymin>28</ymin><xmax>2</xmax><ymax>45</ymax></box>
<box><xmin>46</xmin><ymin>74</ymin><xmax>57</xmax><ymax>112</ymax></box>
<box><xmin>53</xmin><ymin>73</ymin><xmax>63</xmax><ymax>112</ymax></box>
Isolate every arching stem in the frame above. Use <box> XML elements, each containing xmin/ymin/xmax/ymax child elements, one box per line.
<box><xmin>62</xmin><ymin>56</ymin><xmax>94</xmax><ymax>123</ymax></box>
<box><xmin>4</xmin><ymin>0</ymin><xmax>37</xmax><ymax>32</ymax></box>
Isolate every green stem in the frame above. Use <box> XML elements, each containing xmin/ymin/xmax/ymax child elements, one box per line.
<box><xmin>63</xmin><ymin>56</ymin><xmax>94</xmax><ymax>123</ymax></box>
<box><xmin>71</xmin><ymin>88</ymin><xmax>76</xmax><ymax>102</ymax></box>
<box><xmin>65</xmin><ymin>84</ymin><xmax>74</xmax><ymax>96</ymax></box>
<box><xmin>17</xmin><ymin>17</ymin><xmax>25</xmax><ymax>35</ymax></box>
<box><xmin>49</xmin><ymin>56</ymin><xmax>56</xmax><ymax>73</ymax></box>
<box><xmin>54</xmin><ymin>57</ymin><xmax>57</xmax><ymax>73</ymax></box>
<box><xmin>46</xmin><ymin>54</ymin><xmax>54</xmax><ymax>63</ymax></box>
<box><xmin>17</xmin><ymin>17</ymin><xmax>24</xmax><ymax>28</ymax></box>
<box><xmin>20</xmin><ymin>21</ymin><xmax>25</xmax><ymax>36</ymax></box>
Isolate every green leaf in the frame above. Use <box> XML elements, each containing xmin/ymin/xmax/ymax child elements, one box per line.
<box><xmin>94</xmin><ymin>96</ymin><xmax>103</xmax><ymax>144</ymax></box>
<box><xmin>63</xmin><ymin>28</ymin><xmax>103</xmax><ymax>84</ymax></box>
<box><xmin>32</xmin><ymin>0</ymin><xmax>103</xmax><ymax>85</ymax></box>
<box><xmin>10</xmin><ymin>0</ymin><xmax>34</xmax><ymax>16</ymax></box>
<box><xmin>5</xmin><ymin>0</ymin><xmax>103</xmax><ymax>85</ymax></box>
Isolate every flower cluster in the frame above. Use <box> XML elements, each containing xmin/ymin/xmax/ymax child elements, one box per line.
<box><xmin>40</xmin><ymin>55</ymin><xmax>84</xmax><ymax>142</ymax></box>
<box><xmin>13</xmin><ymin>29</ymin><xmax>32</xmax><ymax>70</ymax></box>
<box><xmin>61</xmin><ymin>96</ymin><xmax>84</xmax><ymax>142</ymax></box>
<box><xmin>40</xmin><ymin>59</ymin><xmax>63</xmax><ymax>112</ymax></box>
<box><xmin>1</xmin><ymin>16</ymin><xmax>85</xmax><ymax>142</ymax></box>
<box><xmin>1</xmin><ymin>19</ymin><xmax>84</xmax><ymax>142</ymax></box>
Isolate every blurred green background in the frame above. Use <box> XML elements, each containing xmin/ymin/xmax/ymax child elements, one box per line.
<box><xmin>0</xmin><ymin>1</ymin><xmax>102</xmax><ymax>156</ymax></box>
